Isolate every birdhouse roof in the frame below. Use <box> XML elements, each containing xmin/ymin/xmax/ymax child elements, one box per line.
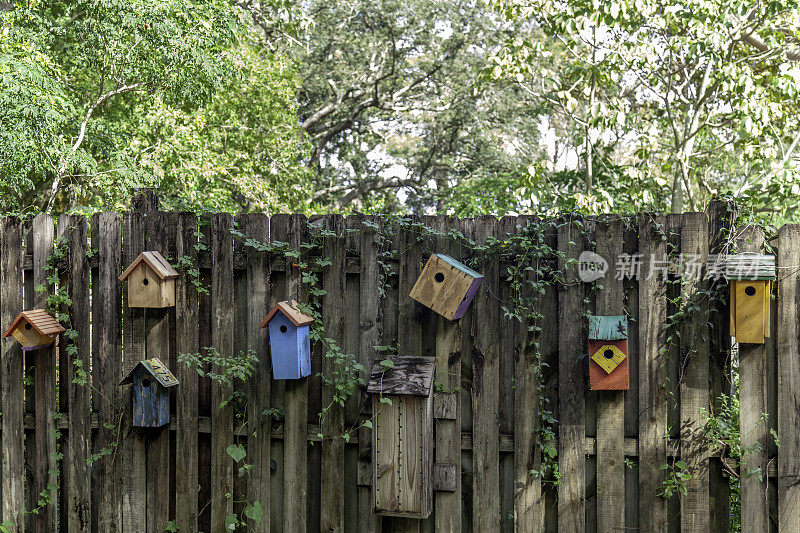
<box><xmin>722</xmin><ymin>254</ymin><xmax>776</xmax><ymax>280</ymax></box>
<box><xmin>118</xmin><ymin>357</ymin><xmax>179</xmax><ymax>388</ymax></box>
<box><xmin>366</xmin><ymin>356</ymin><xmax>436</xmax><ymax>396</ymax></box>
<box><xmin>434</xmin><ymin>254</ymin><xmax>483</xmax><ymax>279</ymax></box>
<box><xmin>588</xmin><ymin>315</ymin><xmax>628</xmax><ymax>341</ymax></box>
<box><xmin>3</xmin><ymin>309</ymin><xmax>65</xmax><ymax>338</ymax></box>
<box><xmin>260</xmin><ymin>300</ymin><xmax>314</xmax><ymax>328</ymax></box>
<box><xmin>118</xmin><ymin>251</ymin><xmax>178</xmax><ymax>281</ymax></box>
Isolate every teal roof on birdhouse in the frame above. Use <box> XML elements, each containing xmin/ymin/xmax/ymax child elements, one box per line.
<box><xmin>119</xmin><ymin>358</ymin><xmax>179</xmax><ymax>388</ymax></box>
<box><xmin>588</xmin><ymin>315</ymin><xmax>628</xmax><ymax>341</ymax></box>
<box><xmin>434</xmin><ymin>254</ymin><xmax>483</xmax><ymax>279</ymax></box>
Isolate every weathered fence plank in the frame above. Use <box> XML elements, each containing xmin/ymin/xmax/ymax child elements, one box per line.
<box><xmin>321</xmin><ymin>214</ymin><xmax>346</xmax><ymax>532</ymax></box>
<box><xmin>679</xmin><ymin>212</ymin><xmax>710</xmax><ymax>533</ymax></box>
<box><xmin>58</xmin><ymin>215</ymin><xmax>92</xmax><ymax>531</ymax></box>
<box><xmin>736</xmin><ymin>225</ymin><xmax>770</xmax><ymax>532</ymax></box>
<box><xmin>175</xmin><ymin>212</ymin><xmax>200</xmax><ymax>531</ymax></box>
<box><xmin>638</xmin><ymin>216</ymin><xmax>668</xmax><ymax>532</ymax></box>
<box><xmin>211</xmin><ymin>213</ymin><xmax>235</xmax><ymax>530</ymax></box>
<box><xmin>777</xmin><ymin>224</ymin><xmax>800</xmax><ymax>530</ymax></box>
<box><xmin>558</xmin><ymin>218</ymin><xmax>586</xmax><ymax>532</ymax></box>
<box><xmin>1</xmin><ymin>217</ymin><xmax>25</xmax><ymax>530</ymax></box>
<box><xmin>595</xmin><ymin>217</ymin><xmax>625</xmax><ymax>533</ymax></box>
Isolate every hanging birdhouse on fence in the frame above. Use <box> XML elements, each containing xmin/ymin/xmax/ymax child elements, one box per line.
<box><xmin>725</xmin><ymin>254</ymin><xmax>775</xmax><ymax>344</ymax></box>
<box><xmin>367</xmin><ymin>356</ymin><xmax>435</xmax><ymax>518</ymax></box>
<box><xmin>118</xmin><ymin>358</ymin><xmax>178</xmax><ymax>428</ymax></box>
<box><xmin>588</xmin><ymin>315</ymin><xmax>629</xmax><ymax>391</ymax></box>
<box><xmin>3</xmin><ymin>309</ymin><xmax>65</xmax><ymax>351</ymax></box>
<box><xmin>260</xmin><ymin>300</ymin><xmax>314</xmax><ymax>380</ymax></box>
<box><xmin>119</xmin><ymin>251</ymin><xmax>178</xmax><ymax>308</ymax></box>
<box><xmin>409</xmin><ymin>253</ymin><xmax>484</xmax><ymax>320</ymax></box>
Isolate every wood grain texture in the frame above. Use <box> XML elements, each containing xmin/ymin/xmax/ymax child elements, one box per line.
<box><xmin>777</xmin><ymin>224</ymin><xmax>800</xmax><ymax>530</ymax></box>
<box><xmin>679</xmin><ymin>212</ymin><xmax>710</xmax><ymax>533</ymax></box>
<box><xmin>736</xmin><ymin>226</ymin><xmax>770</xmax><ymax>532</ymax></box>
<box><xmin>595</xmin><ymin>217</ymin><xmax>625</xmax><ymax>533</ymax></box>
<box><xmin>32</xmin><ymin>213</ymin><xmax>57</xmax><ymax>533</ymax></box>
<box><xmin>637</xmin><ymin>216</ymin><xmax>668</xmax><ymax>532</ymax></box>
<box><xmin>237</xmin><ymin>213</ymin><xmax>271</xmax><ymax>533</ymax></box>
<box><xmin>92</xmin><ymin>212</ymin><xmax>123</xmax><ymax>531</ymax></box>
<box><xmin>211</xmin><ymin>213</ymin><xmax>235</xmax><ymax>530</ymax></box>
<box><xmin>1</xmin><ymin>217</ymin><xmax>25</xmax><ymax>530</ymax></box>
<box><xmin>58</xmin><ymin>215</ymin><xmax>92</xmax><ymax>531</ymax></box>
<box><xmin>470</xmin><ymin>216</ymin><xmax>501</xmax><ymax>532</ymax></box>
<box><xmin>174</xmin><ymin>212</ymin><xmax>200</xmax><ymax>530</ymax></box>
<box><xmin>557</xmin><ymin>217</ymin><xmax>586</xmax><ymax>533</ymax></box>
<box><xmin>321</xmin><ymin>215</ymin><xmax>346</xmax><ymax>531</ymax></box>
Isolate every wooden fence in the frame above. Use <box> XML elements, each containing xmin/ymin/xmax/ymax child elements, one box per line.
<box><xmin>0</xmin><ymin>192</ymin><xmax>795</xmax><ymax>532</ymax></box>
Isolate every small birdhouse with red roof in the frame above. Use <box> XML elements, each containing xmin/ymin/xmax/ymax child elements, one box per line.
<box><xmin>119</xmin><ymin>251</ymin><xmax>178</xmax><ymax>308</ymax></box>
<box><xmin>119</xmin><ymin>357</ymin><xmax>179</xmax><ymax>427</ymax></box>
<box><xmin>588</xmin><ymin>315</ymin><xmax>629</xmax><ymax>391</ymax></box>
<box><xmin>3</xmin><ymin>309</ymin><xmax>65</xmax><ymax>351</ymax></box>
<box><xmin>409</xmin><ymin>254</ymin><xmax>483</xmax><ymax>320</ymax></box>
<box><xmin>260</xmin><ymin>300</ymin><xmax>314</xmax><ymax>379</ymax></box>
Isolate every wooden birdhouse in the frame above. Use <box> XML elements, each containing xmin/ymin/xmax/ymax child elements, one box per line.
<box><xmin>367</xmin><ymin>356</ymin><xmax>435</xmax><ymax>518</ymax></box>
<box><xmin>3</xmin><ymin>309</ymin><xmax>65</xmax><ymax>351</ymax></box>
<box><xmin>119</xmin><ymin>251</ymin><xmax>178</xmax><ymax>308</ymax></box>
<box><xmin>588</xmin><ymin>315</ymin><xmax>629</xmax><ymax>391</ymax></box>
<box><xmin>409</xmin><ymin>253</ymin><xmax>483</xmax><ymax>320</ymax></box>
<box><xmin>726</xmin><ymin>254</ymin><xmax>775</xmax><ymax>344</ymax></box>
<box><xmin>260</xmin><ymin>300</ymin><xmax>314</xmax><ymax>380</ymax></box>
<box><xmin>118</xmin><ymin>358</ymin><xmax>179</xmax><ymax>427</ymax></box>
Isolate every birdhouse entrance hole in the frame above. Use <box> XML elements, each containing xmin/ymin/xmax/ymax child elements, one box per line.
<box><xmin>141</xmin><ymin>378</ymin><xmax>151</xmax><ymax>388</ymax></box>
<box><xmin>24</xmin><ymin>323</ymin><xmax>31</xmax><ymax>330</ymax></box>
<box><xmin>142</xmin><ymin>277</ymin><xmax>149</xmax><ymax>286</ymax></box>
<box><xmin>603</xmin><ymin>349</ymin><xmax>614</xmax><ymax>359</ymax></box>
<box><xmin>745</xmin><ymin>285</ymin><xmax>756</xmax><ymax>296</ymax></box>
<box><xmin>280</xmin><ymin>325</ymin><xmax>288</xmax><ymax>333</ymax></box>
<box><xmin>434</xmin><ymin>272</ymin><xmax>445</xmax><ymax>283</ymax></box>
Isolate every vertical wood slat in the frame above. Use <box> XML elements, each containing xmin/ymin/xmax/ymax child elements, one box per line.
<box><xmin>595</xmin><ymin>218</ymin><xmax>625</xmax><ymax>533</ymax></box>
<box><xmin>434</xmin><ymin>216</ymin><xmax>462</xmax><ymax>533</ymax></box>
<box><xmin>471</xmin><ymin>216</ymin><xmax>501</xmax><ymax>532</ymax></box>
<box><xmin>499</xmin><ymin>216</ymin><xmax>517</xmax><ymax>533</ymax></box>
<box><xmin>558</xmin><ymin>217</ymin><xmax>586</xmax><ymax>532</ymax></box>
<box><xmin>58</xmin><ymin>215</ymin><xmax>91</xmax><ymax>531</ymax></box>
<box><xmin>1</xmin><ymin>217</ymin><xmax>25</xmax><ymax>530</ymax></box>
<box><xmin>92</xmin><ymin>212</ymin><xmax>123</xmax><ymax>531</ymax></box>
<box><xmin>321</xmin><ymin>215</ymin><xmax>346</xmax><ymax>532</ymax></box>
<box><xmin>121</xmin><ymin>210</ymin><xmax>148</xmax><ymax>530</ymax></box>
<box><xmin>354</xmin><ymin>214</ymin><xmax>383</xmax><ymax>533</ymax></box>
<box><xmin>238</xmin><ymin>213</ymin><xmax>271</xmax><ymax>533</ymax></box>
<box><xmin>777</xmin><ymin>225</ymin><xmax>800</xmax><ymax>530</ymax></box>
<box><xmin>32</xmin><ymin>213</ymin><xmax>58</xmax><ymax>533</ymax></box>
<box><xmin>211</xmin><ymin>213</ymin><xmax>235</xmax><ymax>530</ymax></box>
<box><xmin>282</xmin><ymin>214</ymin><xmax>309</xmax><ymax>532</ymax></box>
<box><xmin>736</xmin><ymin>226</ymin><xmax>769</xmax><ymax>532</ymax></box>
<box><xmin>638</xmin><ymin>216</ymin><xmax>668</xmax><ymax>532</ymax></box>
<box><xmin>175</xmin><ymin>212</ymin><xmax>200</xmax><ymax>531</ymax></box>
<box><xmin>679</xmin><ymin>213</ymin><xmax>710</xmax><ymax>533</ymax></box>
<box><xmin>145</xmin><ymin>211</ymin><xmax>172</xmax><ymax>532</ymax></box>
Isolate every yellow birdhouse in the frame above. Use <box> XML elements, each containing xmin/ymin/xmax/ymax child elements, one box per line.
<box><xmin>726</xmin><ymin>254</ymin><xmax>775</xmax><ymax>344</ymax></box>
<box><xmin>3</xmin><ymin>309</ymin><xmax>65</xmax><ymax>351</ymax></box>
<box><xmin>119</xmin><ymin>251</ymin><xmax>178</xmax><ymax>308</ymax></box>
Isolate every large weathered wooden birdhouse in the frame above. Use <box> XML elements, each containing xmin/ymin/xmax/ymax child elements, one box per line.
<box><xmin>3</xmin><ymin>309</ymin><xmax>65</xmax><ymax>351</ymax></box>
<box><xmin>409</xmin><ymin>254</ymin><xmax>483</xmax><ymax>320</ymax></box>
<box><xmin>367</xmin><ymin>356</ymin><xmax>435</xmax><ymax>518</ymax></box>
<box><xmin>260</xmin><ymin>300</ymin><xmax>314</xmax><ymax>380</ymax></box>
<box><xmin>726</xmin><ymin>254</ymin><xmax>775</xmax><ymax>344</ymax></box>
<box><xmin>588</xmin><ymin>315</ymin><xmax>629</xmax><ymax>391</ymax></box>
<box><xmin>118</xmin><ymin>358</ymin><xmax>179</xmax><ymax>427</ymax></box>
<box><xmin>119</xmin><ymin>251</ymin><xmax>178</xmax><ymax>308</ymax></box>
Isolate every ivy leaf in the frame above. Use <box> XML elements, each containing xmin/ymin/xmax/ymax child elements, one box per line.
<box><xmin>226</xmin><ymin>444</ymin><xmax>246</xmax><ymax>463</ymax></box>
<box><xmin>244</xmin><ymin>501</ymin><xmax>263</xmax><ymax>523</ymax></box>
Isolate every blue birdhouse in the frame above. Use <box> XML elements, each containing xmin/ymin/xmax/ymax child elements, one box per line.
<box><xmin>260</xmin><ymin>300</ymin><xmax>314</xmax><ymax>380</ymax></box>
<box><xmin>118</xmin><ymin>358</ymin><xmax>179</xmax><ymax>428</ymax></box>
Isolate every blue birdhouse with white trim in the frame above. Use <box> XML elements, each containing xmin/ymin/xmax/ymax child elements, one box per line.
<box><xmin>118</xmin><ymin>358</ymin><xmax>178</xmax><ymax>428</ymax></box>
<box><xmin>260</xmin><ymin>300</ymin><xmax>314</xmax><ymax>380</ymax></box>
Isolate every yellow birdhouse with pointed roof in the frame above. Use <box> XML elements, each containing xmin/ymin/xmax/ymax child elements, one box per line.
<box><xmin>119</xmin><ymin>251</ymin><xmax>178</xmax><ymax>308</ymax></box>
<box><xmin>726</xmin><ymin>254</ymin><xmax>775</xmax><ymax>344</ymax></box>
<box><xmin>3</xmin><ymin>309</ymin><xmax>65</xmax><ymax>351</ymax></box>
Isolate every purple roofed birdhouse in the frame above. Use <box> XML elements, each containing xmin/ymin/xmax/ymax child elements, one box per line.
<box><xmin>409</xmin><ymin>254</ymin><xmax>483</xmax><ymax>320</ymax></box>
<box><xmin>260</xmin><ymin>300</ymin><xmax>314</xmax><ymax>380</ymax></box>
